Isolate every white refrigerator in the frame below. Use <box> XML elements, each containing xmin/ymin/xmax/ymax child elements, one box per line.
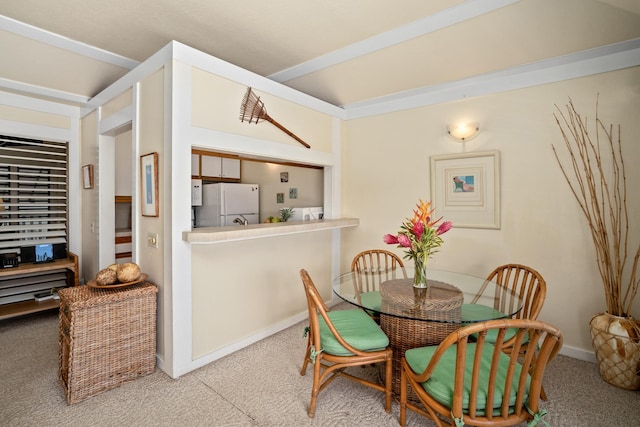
<box><xmin>194</xmin><ymin>182</ymin><xmax>260</xmax><ymax>227</ymax></box>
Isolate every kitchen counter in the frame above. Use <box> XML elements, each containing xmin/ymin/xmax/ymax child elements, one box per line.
<box><xmin>183</xmin><ymin>218</ymin><xmax>359</xmax><ymax>244</ymax></box>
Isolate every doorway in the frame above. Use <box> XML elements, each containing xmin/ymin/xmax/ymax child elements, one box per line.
<box><xmin>99</xmin><ymin>122</ymin><xmax>134</xmax><ymax>268</ymax></box>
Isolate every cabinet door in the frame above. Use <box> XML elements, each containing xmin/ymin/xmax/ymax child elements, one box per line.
<box><xmin>221</xmin><ymin>158</ymin><xmax>240</xmax><ymax>179</ymax></box>
<box><xmin>191</xmin><ymin>154</ymin><xmax>200</xmax><ymax>177</ymax></box>
<box><xmin>200</xmin><ymin>154</ymin><xmax>222</xmax><ymax>178</ymax></box>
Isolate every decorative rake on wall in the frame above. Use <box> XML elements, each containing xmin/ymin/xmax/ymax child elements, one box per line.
<box><xmin>239</xmin><ymin>87</ymin><xmax>311</xmax><ymax>149</ymax></box>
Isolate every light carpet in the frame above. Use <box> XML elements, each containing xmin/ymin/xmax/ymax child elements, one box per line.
<box><xmin>1</xmin><ymin>309</ymin><xmax>639</xmax><ymax>426</ymax></box>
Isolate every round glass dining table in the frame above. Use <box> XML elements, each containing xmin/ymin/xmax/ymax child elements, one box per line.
<box><xmin>332</xmin><ymin>269</ymin><xmax>523</xmax><ymax>395</ymax></box>
<box><xmin>333</xmin><ymin>269</ymin><xmax>523</xmax><ymax>324</ymax></box>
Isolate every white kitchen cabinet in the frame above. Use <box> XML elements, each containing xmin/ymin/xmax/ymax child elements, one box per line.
<box><xmin>191</xmin><ymin>153</ymin><xmax>200</xmax><ymax>177</ymax></box>
<box><xmin>221</xmin><ymin>157</ymin><xmax>240</xmax><ymax>179</ymax></box>
<box><xmin>200</xmin><ymin>154</ymin><xmax>222</xmax><ymax>177</ymax></box>
<box><xmin>197</xmin><ymin>153</ymin><xmax>240</xmax><ymax>180</ymax></box>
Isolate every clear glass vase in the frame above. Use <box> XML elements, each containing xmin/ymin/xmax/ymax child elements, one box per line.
<box><xmin>413</xmin><ymin>255</ymin><xmax>428</xmax><ymax>288</ymax></box>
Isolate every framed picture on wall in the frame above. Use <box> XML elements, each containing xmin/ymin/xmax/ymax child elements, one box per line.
<box><xmin>82</xmin><ymin>164</ymin><xmax>94</xmax><ymax>189</ymax></box>
<box><xmin>430</xmin><ymin>151</ymin><xmax>500</xmax><ymax>229</ymax></box>
<box><xmin>140</xmin><ymin>152</ymin><xmax>159</xmax><ymax>217</ymax></box>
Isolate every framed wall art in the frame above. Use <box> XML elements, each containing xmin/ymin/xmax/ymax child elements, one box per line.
<box><xmin>430</xmin><ymin>151</ymin><xmax>500</xmax><ymax>229</ymax></box>
<box><xmin>140</xmin><ymin>152</ymin><xmax>159</xmax><ymax>217</ymax></box>
<box><xmin>82</xmin><ymin>164</ymin><xmax>94</xmax><ymax>189</ymax></box>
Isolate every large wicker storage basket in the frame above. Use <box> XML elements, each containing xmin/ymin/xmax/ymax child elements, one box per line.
<box><xmin>58</xmin><ymin>282</ymin><xmax>157</xmax><ymax>404</ymax></box>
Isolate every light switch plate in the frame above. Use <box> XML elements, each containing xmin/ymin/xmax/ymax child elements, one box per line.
<box><xmin>147</xmin><ymin>233</ymin><xmax>158</xmax><ymax>248</ymax></box>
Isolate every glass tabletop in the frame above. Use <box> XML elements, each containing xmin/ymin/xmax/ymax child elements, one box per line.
<box><xmin>332</xmin><ymin>269</ymin><xmax>523</xmax><ymax>324</ymax></box>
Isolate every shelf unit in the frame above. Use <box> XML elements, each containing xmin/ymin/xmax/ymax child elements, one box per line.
<box><xmin>115</xmin><ymin>231</ymin><xmax>132</xmax><ymax>260</ymax></box>
<box><xmin>0</xmin><ymin>252</ymin><xmax>79</xmax><ymax>320</ymax></box>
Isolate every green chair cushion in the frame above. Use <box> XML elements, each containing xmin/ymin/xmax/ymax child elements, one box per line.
<box><xmin>319</xmin><ymin>309</ymin><xmax>389</xmax><ymax>356</ymax></box>
<box><xmin>461</xmin><ymin>305</ymin><xmax>524</xmax><ymax>345</ymax></box>
<box><xmin>405</xmin><ymin>343</ymin><xmax>529</xmax><ymax>415</ymax></box>
<box><xmin>480</xmin><ymin>327</ymin><xmax>526</xmax><ymax>345</ymax></box>
<box><xmin>360</xmin><ymin>291</ymin><xmax>381</xmax><ymax>312</ymax></box>
<box><xmin>461</xmin><ymin>304</ymin><xmax>506</xmax><ymax>322</ymax></box>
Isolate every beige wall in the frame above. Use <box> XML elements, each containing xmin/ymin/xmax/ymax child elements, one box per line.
<box><xmin>102</xmin><ymin>88</ymin><xmax>133</xmax><ymax>120</ymax></box>
<box><xmin>0</xmin><ymin>105</ymin><xmax>70</xmax><ymax>129</ymax></box>
<box><xmin>114</xmin><ymin>129</ymin><xmax>133</xmax><ymax>197</ymax></box>
<box><xmin>187</xmin><ymin>63</ymin><xmax>339</xmax><ymax>365</ymax></box>
<box><xmin>191</xmin><ymin>231</ymin><xmax>333</xmax><ymax>358</ymax></box>
<box><xmin>341</xmin><ymin>67</ymin><xmax>640</xmax><ymax>355</ymax></box>
<box><xmin>240</xmin><ymin>161</ymin><xmax>324</xmax><ymax>221</ymax></box>
<box><xmin>137</xmin><ymin>67</ymin><xmax>167</xmax><ymax>361</ymax></box>
<box><xmin>80</xmin><ymin>111</ymin><xmax>99</xmax><ymax>281</ymax></box>
<box><xmin>191</xmin><ymin>68</ymin><xmax>334</xmax><ymax>153</ymax></box>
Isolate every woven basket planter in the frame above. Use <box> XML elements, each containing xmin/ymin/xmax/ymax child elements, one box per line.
<box><xmin>589</xmin><ymin>312</ymin><xmax>640</xmax><ymax>391</ymax></box>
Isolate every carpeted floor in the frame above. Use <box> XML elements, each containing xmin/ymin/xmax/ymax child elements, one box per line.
<box><xmin>1</xmin><ymin>309</ymin><xmax>639</xmax><ymax>426</ymax></box>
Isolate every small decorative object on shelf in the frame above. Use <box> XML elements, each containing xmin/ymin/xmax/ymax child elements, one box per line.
<box><xmin>279</xmin><ymin>207</ymin><xmax>295</xmax><ymax>222</ymax></box>
<box><xmin>89</xmin><ymin>262</ymin><xmax>145</xmax><ymax>289</ymax></box>
<box><xmin>239</xmin><ymin>87</ymin><xmax>311</xmax><ymax>149</ymax></box>
<box><xmin>383</xmin><ymin>199</ymin><xmax>452</xmax><ymax>288</ymax></box>
<box><xmin>34</xmin><ymin>288</ymin><xmax>59</xmax><ymax>302</ymax></box>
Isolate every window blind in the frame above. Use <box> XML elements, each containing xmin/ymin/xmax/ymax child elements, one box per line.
<box><xmin>0</xmin><ymin>135</ymin><xmax>68</xmax><ymax>254</ymax></box>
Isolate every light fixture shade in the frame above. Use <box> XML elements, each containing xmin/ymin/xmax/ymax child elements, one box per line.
<box><xmin>447</xmin><ymin>122</ymin><xmax>479</xmax><ymax>141</ymax></box>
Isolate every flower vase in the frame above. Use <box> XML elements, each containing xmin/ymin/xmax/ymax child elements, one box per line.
<box><xmin>413</xmin><ymin>256</ymin><xmax>428</xmax><ymax>288</ymax></box>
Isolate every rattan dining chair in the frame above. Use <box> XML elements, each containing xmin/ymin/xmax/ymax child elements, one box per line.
<box><xmin>464</xmin><ymin>264</ymin><xmax>547</xmax><ymax>352</ymax></box>
<box><xmin>400</xmin><ymin>318</ymin><xmax>563</xmax><ymax>427</ymax></box>
<box><xmin>299</xmin><ymin>269</ymin><xmax>393</xmax><ymax>418</ymax></box>
<box><xmin>351</xmin><ymin>249</ymin><xmax>407</xmax><ymax>322</ymax></box>
<box><xmin>477</xmin><ymin>264</ymin><xmax>550</xmax><ymax>401</ymax></box>
<box><xmin>487</xmin><ymin>264</ymin><xmax>547</xmax><ymax>322</ymax></box>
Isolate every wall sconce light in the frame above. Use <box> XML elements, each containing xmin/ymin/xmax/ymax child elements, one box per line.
<box><xmin>447</xmin><ymin>122</ymin><xmax>480</xmax><ymax>141</ymax></box>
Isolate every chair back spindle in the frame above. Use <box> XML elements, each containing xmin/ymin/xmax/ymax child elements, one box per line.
<box><xmin>351</xmin><ymin>249</ymin><xmax>407</xmax><ymax>294</ymax></box>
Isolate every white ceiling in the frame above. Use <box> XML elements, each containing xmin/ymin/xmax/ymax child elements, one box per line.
<box><xmin>1</xmin><ymin>0</ymin><xmax>639</xmax><ymax>110</ymax></box>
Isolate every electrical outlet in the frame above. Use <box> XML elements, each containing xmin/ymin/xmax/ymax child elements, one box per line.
<box><xmin>147</xmin><ymin>233</ymin><xmax>158</xmax><ymax>248</ymax></box>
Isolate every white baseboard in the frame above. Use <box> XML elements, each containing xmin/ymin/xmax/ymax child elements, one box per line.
<box><xmin>169</xmin><ymin>297</ymin><xmax>341</xmax><ymax>378</ymax></box>
<box><xmin>171</xmin><ymin>301</ymin><xmax>598</xmax><ymax>378</ymax></box>
<box><xmin>558</xmin><ymin>344</ymin><xmax>596</xmax><ymax>363</ymax></box>
<box><xmin>180</xmin><ymin>310</ymin><xmax>310</xmax><ymax>378</ymax></box>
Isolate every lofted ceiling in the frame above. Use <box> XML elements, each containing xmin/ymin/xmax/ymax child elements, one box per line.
<box><xmin>0</xmin><ymin>0</ymin><xmax>639</xmax><ymax>111</ymax></box>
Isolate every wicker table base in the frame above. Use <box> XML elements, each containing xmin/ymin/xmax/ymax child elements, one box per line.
<box><xmin>379</xmin><ymin>279</ymin><xmax>463</xmax><ymax>397</ymax></box>
<box><xmin>58</xmin><ymin>281</ymin><xmax>158</xmax><ymax>404</ymax></box>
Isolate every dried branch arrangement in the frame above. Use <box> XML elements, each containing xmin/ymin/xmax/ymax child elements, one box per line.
<box><xmin>552</xmin><ymin>97</ymin><xmax>639</xmax><ymax>317</ymax></box>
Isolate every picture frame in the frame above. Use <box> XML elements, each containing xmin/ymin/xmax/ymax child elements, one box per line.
<box><xmin>430</xmin><ymin>151</ymin><xmax>500</xmax><ymax>229</ymax></box>
<box><xmin>140</xmin><ymin>152</ymin><xmax>159</xmax><ymax>217</ymax></box>
<box><xmin>82</xmin><ymin>164</ymin><xmax>94</xmax><ymax>189</ymax></box>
